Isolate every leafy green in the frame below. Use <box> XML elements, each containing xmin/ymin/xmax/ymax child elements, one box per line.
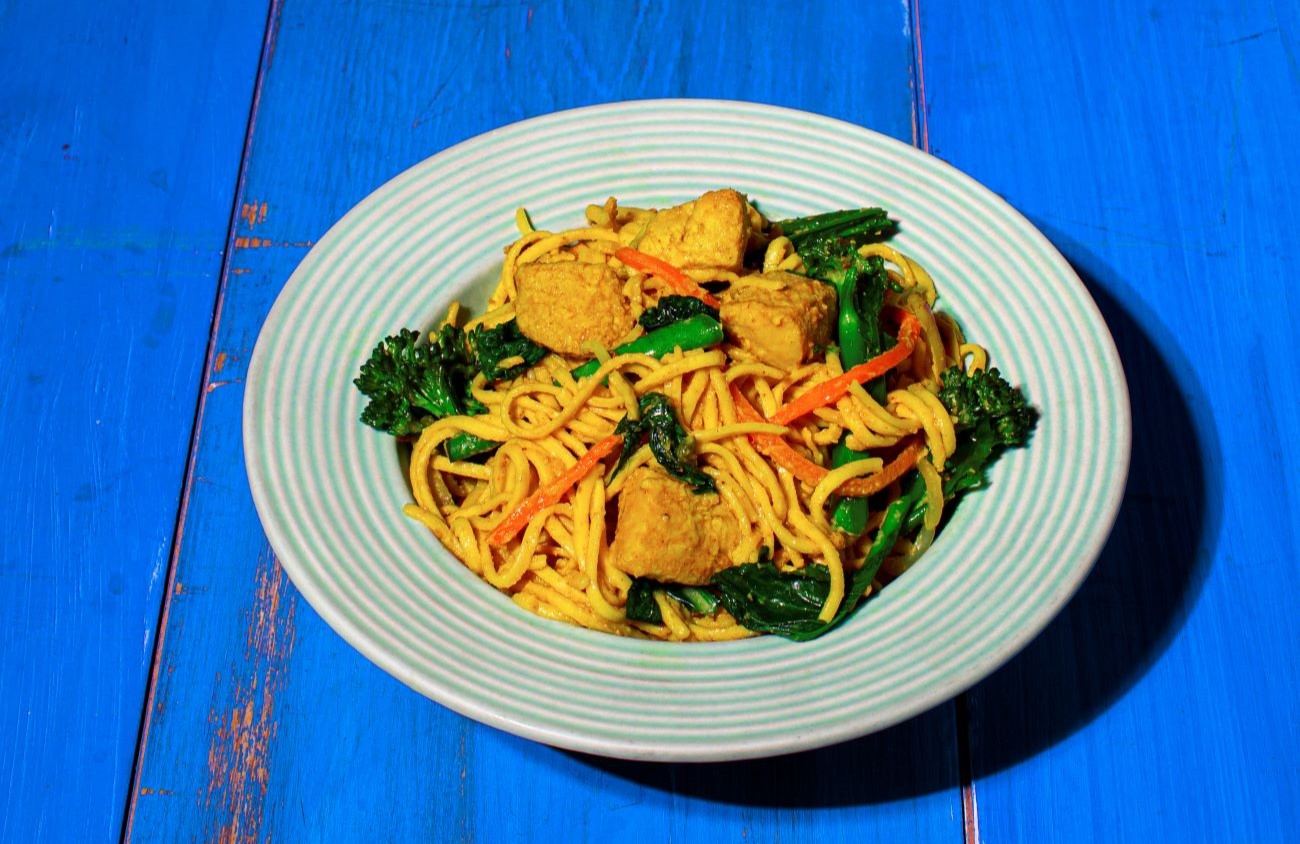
<box><xmin>625</xmin><ymin>579</ymin><xmax>721</xmax><ymax>624</ymax></box>
<box><xmin>711</xmin><ymin>552</ymin><xmax>834</xmax><ymax>639</ymax></box>
<box><xmin>612</xmin><ymin>392</ymin><xmax>714</xmax><ymax>494</ymax></box>
<box><xmin>711</xmin><ymin>482</ymin><xmax>925</xmax><ymax>641</ymax></box>
<box><xmin>637</xmin><ymin>295</ymin><xmax>719</xmax><ymax>332</ymax></box>
<box><xmin>625</xmin><ymin>579</ymin><xmax>662</xmax><ymax>623</ymax></box>
<box><xmin>354</xmin><ymin>325</ymin><xmax>482</xmax><ymax>437</ymax></box>
<box><xmin>468</xmin><ymin>319</ymin><xmax>547</xmax><ymax>381</ymax></box>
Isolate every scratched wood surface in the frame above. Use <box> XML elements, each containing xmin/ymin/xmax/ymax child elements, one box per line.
<box><xmin>0</xmin><ymin>1</ymin><xmax>265</xmax><ymax>840</ymax></box>
<box><xmin>122</xmin><ymin>2</ymin><xmax>968</xmax><ymax>843</ymax></box>
<box><xmin>919</xmin><ymin>1</ymin><xmax>1300</xmax><ymax>841</ymax></box>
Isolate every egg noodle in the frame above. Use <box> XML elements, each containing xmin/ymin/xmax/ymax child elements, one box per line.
<box><xmin>403</xmin><ymin>197</ymin><xmax>986</xmax><ymax>641</ymax></box>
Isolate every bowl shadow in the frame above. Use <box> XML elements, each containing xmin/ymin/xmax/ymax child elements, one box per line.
<box><xmin>558</xmin><ymin>227</ymin><xmax>1221</xmax><ymax>807</ymax></box>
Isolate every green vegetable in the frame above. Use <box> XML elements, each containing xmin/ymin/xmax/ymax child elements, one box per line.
<box><xmin>468</xmin><ymin>319</ymin><xmax>547</xmax><ymax>381</ymax></box>
<box><xmin>936</xmin><ymin>365</ymin><xmax>1038</xmax><ymax>448</ymax></box>
<box><xmin>637</xmin><ymin>295</ymin><xmax>719</xmax><ymax>332</ymax></box>
<box><xmin>569</xmin><ymin>314</ymin><xmax>723</xmax><ymax>380</ymax></box>
<box><xmin>435</xmin><ymin>318</ymin><xmax>549</xmax><ymax>461</ymax></box>
<box><xmin>625</xmin><ymin>579</ymin><xmax>720</xmax><ymax>624</ymax></box>
<box><xmin>712</xmin><ymin>481</ymin><xmax>923</xmax><ymax>641</ymax></box>
<box><xmin>902</xmin><ymin>366</ymin><xmax>1038</xmax><ymax>532</ymax></box>
<box><xmin>625</xmin><ymin>579</ymin><xmax>662</xmax><ymax>623</ymax></box>
<box><xmin>443</xmin><ymin>432</ymin><xmax>500</xmax><ymax>462</ymax></box>
<box><xmin>354</xmin><ymin>325</ymin><xmax>482</xmax><ymax>437</ymax></box>
<box><xmin>785</xmin><ymin>216</ymin><xmax>894</xmax><ymax>535</ymax></box>
<box><xmin>711</xmin><ymin>550</ymin><xmax>833</xmax><ymax>639</ymax></box>
<box><xmin>612</xmin><ymin>392</ymin><xmax>714</xmax><ymax>494</ymax></box>
<box><xmin>777</xmin><ymin>207</ymin><xmax>895</xmax><ymax>246</ymax></box>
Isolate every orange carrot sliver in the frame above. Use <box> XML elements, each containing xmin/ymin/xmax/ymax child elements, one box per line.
<box><xmin>836</xmin><ymin>438</ymin><xmax>924</xmax><ymax>498</ymax></box>
<box><xmin>614</xmin><ymin>246</ymin><xmax>722</xmax><ymax>309</ymax></box>
<box><xmin>729</xmin><ymin>384</ymin><xmax>923</xmax><ymax>499</ymax></box>
<box><xmin>488</xmin><ymin>434</ymin><xmax>624</xmax><ymax>547</ymax></box>
<box><xmin>730</xmin><ymin>385</ymin><xmax>830</xmax><ymax>486</ymax></box>
<box><xmin>770</xmin><ymin>313</ymin><xmax>922</xmax><ymax>426</ymax></box>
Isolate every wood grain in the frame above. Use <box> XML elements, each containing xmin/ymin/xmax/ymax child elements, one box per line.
<box><xmin>919</xmin><ymin>1</ymin><xmax>1300</xmax><ymax>840</ymax></box>
<box><xmin>123</xmin><ymin>1</ymin><xmax>970</xmax><ymax>842</ymax></box>
<box><xmin>0</xmin><ymin>1</ymin><xmax>266</xmax><ymax>840</ymax></box>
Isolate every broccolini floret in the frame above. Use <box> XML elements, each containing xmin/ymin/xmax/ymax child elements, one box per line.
<box><xmin>937</xmin><ymin>365</ymin><xmax>1038</xmax><ymax>448</ymax></box>
<box><xmin>354</xmin><ymin>324</ymin><xmax>481</xmax><ymax>437</ymax></box>
<box><xmin>922</xmin><ymin>365</ymin><xmax>1039</xmax><ymax>512</ymax></box>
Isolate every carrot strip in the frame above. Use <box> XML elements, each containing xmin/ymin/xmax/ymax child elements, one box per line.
<box><xmin>836</xmin><ymin>438</ymin><xmax>924</xmax><ymax>497</ymax></box>
<box><xmin>770</xmin><ymin>312</ymin><xmax>922</xmax><ymax>425</ymax></box>
<box><xmin>614</xmin><ymin>246</ymin><xmax>722</xmax><ymax>309</ymax></box>
<box><xmin>488</xmin><ymin>434</ymin><xmax>624</xmax><ymax>547</ymax></box>
<box><xmin>730</xmin><ymin>384</ymin><xmax>829</xmax><ymax>486</ymax></box>
<box><xmin>729</xmin><ymin>384</ymin><xmax>923</xmax><ymax>498</ymax></box>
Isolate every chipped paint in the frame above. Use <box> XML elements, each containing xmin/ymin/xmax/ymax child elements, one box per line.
<box><xmin>213</xmin><ymin>352</ymin><xmax>229</xmax><ymax>373</ymax></box>
<box><xmin>232</xmin><ymin>236</ymin><xmax>315</xmax><ymax>249</ymax></box>
<box><xmin>203</xmin><ymin>555</ymin><xmax>297</xmax><ymax>844</ymax></box>
<box><xmin>239</xmin><ymin>201</ymin><xmax>269</xmax><ymax>228</ymax></box>
<box><xmin>206</xmin><ymin>378</ymin><xmax>241</xmax><ymax>393</ymax></box>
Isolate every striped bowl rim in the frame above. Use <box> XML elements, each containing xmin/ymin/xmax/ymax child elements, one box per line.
<box><xmin>243</xmin><ymin>99</ymin><xmax>1131</xmax><ymax>761</ymax></box>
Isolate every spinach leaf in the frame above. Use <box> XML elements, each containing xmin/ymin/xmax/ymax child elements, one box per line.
<box><xmin>711</xmin><ymin>552</ymin><xmax>834</xmax><ymax>639</ymax></box>
<box><xmin>612</xmin><ymin>392</ymin><xmax>715</xmax><ymax>494</ymax></box>
<box><xmin>712</xmin><ymin>487</ymin><xmax>922</xmax><ymax>641</ymax></box>
<box><xmin>625</xmin><ymin>578</ymin><xmax>721</xmax><ymax>625</ymax></box>
<box><xmin>625</xmin><ymin>578</ymin><xmax>662</xmax><ymax>623</ymax></box>
<box><xmin>637</xmin><ymin>295</ymin><xmax>720</xmax><ymax>332</ymax></box>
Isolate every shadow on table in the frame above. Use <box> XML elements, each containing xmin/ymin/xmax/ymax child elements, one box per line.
<box><xmin>567</xmin><ymin>229</ymin><xmax>1221</xmax><ymax>807</ymax></box>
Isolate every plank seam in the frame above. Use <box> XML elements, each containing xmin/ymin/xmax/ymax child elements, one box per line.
<box><xmin>911</xmin><ymin>4</ymin><xmax>973</xmax><ymax>841</ymax></box>
<box><xmin>910</xmin><ymin>0</ymin><xmax>931</xmax><ymax>153</ymax></box>
<box><xmin>119</xmin><ymin>0</ymin><xmax>286</xmax><ymax>839</ymax></box>
<box><xmin>957</xmin><ymin>693</ymin><xmax>980</xmax><ymax>844</ymax></box>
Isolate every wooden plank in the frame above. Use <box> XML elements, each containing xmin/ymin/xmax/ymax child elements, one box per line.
<box><xmin>0</xmin><ymin>1</ymin><xmax>268</xmax><ymax>840</ymax></box>
<box><xmin>918</xmin><ymin>1</ymin><xmax>1300</xmax><ymax>840</ymax></box>
<box><xmin>125</xmin><ymin>1</ymin><xmax>966</xmax><ymax>841</ymax></box>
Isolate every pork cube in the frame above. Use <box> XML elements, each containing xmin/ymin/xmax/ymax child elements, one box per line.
<box><xmin>610</xmin><ymin>465</ymin><xmax>739</xmax><ymax>586</ymax></box>
<box><xmin>719</xmin><ymin>271</ymin><xmax>837</xmax><ymax>371</ymax></box>
<box><xmin>636</xmin><ymin>188</ymin><xmax>750</xmax><ymax>271</ymax></box>
<box><xmin>514</xmin><ymin>261</ymin><xmax>633</xmax><ymax>356</ymax></box>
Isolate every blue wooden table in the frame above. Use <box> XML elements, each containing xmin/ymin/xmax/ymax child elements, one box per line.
<box><xmin>4</xmin><ymin>1</ymin><xmax>1297</xmax><ymax>840</ymax></box>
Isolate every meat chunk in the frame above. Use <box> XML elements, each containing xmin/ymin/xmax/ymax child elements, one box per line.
<box><xmin>610</xmin><ymin>465</ymin><xmax>738</xmax><ymax>586</ymax></box>
<box><xmin>636</xmin><ymin>188</ymin><xmax>751</xmax><ymax>272</ymax></box>
<box><xmin>514</xmin><ymin>261</ymin><xmax>633</xmax><ymax>356</ymax></box>
<box><xmin>719</xmin><ymin>271</ymin><xmax>837</xmax><ymax>371</ymax></box>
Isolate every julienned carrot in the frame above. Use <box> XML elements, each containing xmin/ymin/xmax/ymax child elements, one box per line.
<box><xmin>729</xmin><ymin>385</ymin><xmax>923</xmax><ymax>498</ymax></box>
<box><xmin>837</xmin><ymin>438</ymin><xmax>924</xmax><ymax>497</ymax></box>
<box><xmin>488</xmin><ymin>434</ymin><xmax>624</xmax><ymax>546</ymax></box>
<box><xmin>730</xmin><ymin>384</ymin><xmax>827</xmax><ymax>487</ymax></box>
<box><xmin>614</xmin><ymin>247</ymin><xmax>722</xmax><ymax>309</ymax></box>
<box><xmin>770</xmin><ymin>312</ymin><xmax>922</xmax><ymax>426</ymax></box>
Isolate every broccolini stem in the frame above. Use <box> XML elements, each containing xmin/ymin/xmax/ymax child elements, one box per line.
<box><xmin>569</xmin><ymin>314</ymin><xmax>723</xmax><ymax>380</ymax></box>
<box><xmin>778</xmin><ymin>208</ymin><xmax>894</xmax><ymax>246</ymax></box>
